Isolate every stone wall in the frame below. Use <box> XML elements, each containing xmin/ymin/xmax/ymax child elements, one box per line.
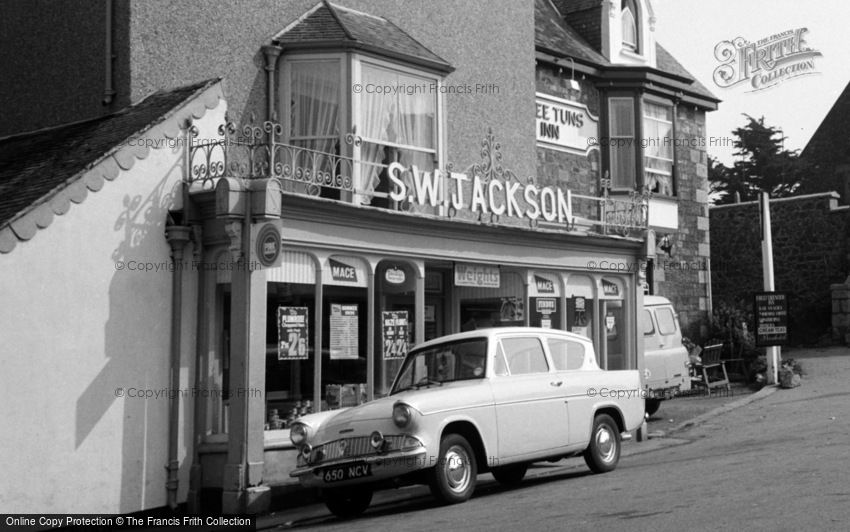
<box><xmin>710</xmin><ymin>193</ymin><xmax>850</xmax><ymax>344</ymax></box>
<box><xmin>657</xmin><ymin>105</ymin><xmax>711</xmax><ymax>340</ymax></box>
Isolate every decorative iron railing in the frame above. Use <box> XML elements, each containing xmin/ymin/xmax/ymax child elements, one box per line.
<box><xmin>186</xmin><ymin>116</ymin><xmax>649</xmax><ymax>237</ymax></box>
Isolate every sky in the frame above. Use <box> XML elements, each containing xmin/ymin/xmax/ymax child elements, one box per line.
<box><xmin>652</xmin><ymin>0</ymin><xmax>850</xmax><ymax>165</ymax></box>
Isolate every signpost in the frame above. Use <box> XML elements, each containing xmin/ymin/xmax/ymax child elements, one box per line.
<box><xmin>759</xmin><ymin>192</ymin><xmax>781</xmax><ymax>383</ymax></box>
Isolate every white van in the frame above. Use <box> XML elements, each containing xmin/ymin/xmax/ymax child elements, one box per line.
<box><xmin>642</xmin><ymin>296</ymin><xmax>691</xmax><ymax>416</ymax></box>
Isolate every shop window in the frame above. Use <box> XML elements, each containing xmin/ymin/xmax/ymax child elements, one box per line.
<box><xmin>548</xmin><ymin>337</ymin><xmax>586</xmax><ymax>371</ymax></box>
<box><xmin>608</xmin><ymin>97</ymin><xmax>636</xmax><ymax>189</ymax></box>
<box><xmin>621</xmin><ymin>0</ymin><xmax>639</xmax><ymax>53</ymax></box>
<box><xmin>375</xmin><ymin>261</ymin><xmax>418</xmax><ymax>397</ymax></box>
<box><xmin>459</xmin><ymin>270</ymin><xmax>525</xmax><ymax>330</ymax></box>
<box><xmin>501</xmin><ymin>337</ymin><xmax>549</xmax><ymax>375</ymax></box>
<box><xmin>643</xmin><ymin>101</ymin><xmax>675</xmax><ymax>195</ymax></box>
<box><xmin>604</xmin><ymin>300</ymin><xmax>625</xmax><ymax>370</ymax></box>
<box><xmin>567</xmin><ymin>295</ymin><xmax>593</xmax><ymax>341</ymax></box>
<box><xmin>265</xmin><ymin>282</ymin><xmax>316</xmax><ymax>429</ymax></box>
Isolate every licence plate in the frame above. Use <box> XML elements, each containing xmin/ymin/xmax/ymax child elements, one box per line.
<box><xmin>320</xmin><ymin>462</ymin><xmax>372</xmax><ymax>483</ymax></box>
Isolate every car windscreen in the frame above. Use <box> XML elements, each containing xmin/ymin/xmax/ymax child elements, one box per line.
<box><xmin>391</xmin><ymin>338</ymin><xmax>488</xmax><ymax>394</ymax></box>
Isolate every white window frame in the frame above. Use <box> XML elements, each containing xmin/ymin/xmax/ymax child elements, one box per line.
<box><xmin>280</xmin><ymin>52</ymin><xmax>446</xmax><ymax>206</ymax></box>
<box><xmin>642</xmin><ymin>100</ymin><xmax>675</xmax><ymax>196</ymax></box>
<box><xmin>608</xmin><ymin>96</ymin><xmax>636</xmax><ymax>190</ymax></box>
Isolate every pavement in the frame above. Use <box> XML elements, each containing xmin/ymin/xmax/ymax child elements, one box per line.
<box><xmin>246</xmin><ymin>345</ymin><xmax>847</xmax><ymax>530</ymax></box>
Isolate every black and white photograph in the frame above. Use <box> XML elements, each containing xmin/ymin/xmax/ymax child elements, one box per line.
<box><xmin>1</xmin><ymin>1</ymin><xmax>848</xmax><ymax>530</ymax></box>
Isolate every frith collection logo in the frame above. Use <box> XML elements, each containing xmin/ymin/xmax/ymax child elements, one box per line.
<box><xmin>713</xmin><ymin>28</ymin><xmax>822</xmax><ymax>92</ymax></box>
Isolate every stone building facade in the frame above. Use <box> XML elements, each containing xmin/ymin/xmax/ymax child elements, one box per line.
<box><xmin>534</xmin><ymin>0</ymin><xmax>718</xmax><ymax>339</ymax></box>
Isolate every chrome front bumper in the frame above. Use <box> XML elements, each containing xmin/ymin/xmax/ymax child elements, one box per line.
<box><xmin>290</xmin><ymin>447</ymin><xmax>429</xmax><ymax>488</ymax></box>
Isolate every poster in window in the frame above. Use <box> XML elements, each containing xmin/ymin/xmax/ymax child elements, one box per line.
<box><xmin>278</xmin><ymin>306</ymin><xmax>309</xmax><ymax>360</ymax></box>
<box><xmin>330</xmin><ymin>304</ymin><xmax>359</xmax><ymax>360</ymax></box>
<box><xmin>382</xmin><ymin>310</ymin><xmax>409</xmax><ymax>360</ymax></box>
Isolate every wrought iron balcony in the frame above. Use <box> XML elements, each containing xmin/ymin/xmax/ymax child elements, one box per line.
<box><xmin>186</xmin><ymin>117</ymin><xmax>649</xmax><ymax>237</ymax></box>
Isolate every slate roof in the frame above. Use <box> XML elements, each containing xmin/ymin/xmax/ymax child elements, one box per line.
<box><xmin>654</xmin><ymin>43</ymin><xmax>718</xmax><ymax>102</ymax></box>
<box><xmin>536</xmin><ymin>0</ymin><xmax>610</xmax><ymax>66</ymax></box>
<box><xmin>0</xmin><ymin>79</ymin><xmax>219</xmax><ymax>230</ymax></box>
<box><xmin>535</xmin><ymin>0</ymin><xmax>718</xmax><ymax>104</ymax></box>
<box><xmin>274</xmin><ymin>1</ymin><xmax>453</xmax><ymax>73</ymax></box>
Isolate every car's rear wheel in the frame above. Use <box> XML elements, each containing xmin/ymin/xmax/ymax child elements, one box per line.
<box><xmin>645</xmin><ymin>398</ymin><xmax>661</xmax><ymax>417</ymax></box>
<box><xmin>429</xmin><ymin>433</ymin><xmax>477</xmax><ymax>503</ymax></box>
<box><xmin>491</xmin><ymin>462</ymin><xmax>528</xmax><ymax>486</ymax></box>
<box><xmin>324</xmin><ymin>487</ymin><xmax>373</xmax><ymax>518</ymax></box>
<box><xmin>583</xmin><ymin>414</ymin><xmax>621</xmax><ymax>473</ymax></box>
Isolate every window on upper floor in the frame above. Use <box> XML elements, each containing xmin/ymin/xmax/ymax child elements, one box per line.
<box><xmin>608</xmin><ymin>97</ymin><xmax>636</xmax><ymax>190</ymax></box>
<box><xmin>606</xmin><ymin>96</ymin><xmax>676</xmax><ymax>195</ymax></box>
<box><xmin>643</xmin><ymin>101</ymin><xmax>674</xmax><ymax>196</ymax></box>
<box><xmin>275</xmin><ymin>2</ymin><xmax>451</xmax><ymax>210</ymax></box>
<box><xmin>621</xmin><ymin>0</ymin><xmax>639</xmax><ymax>53</ymax></box>
<box><xmin>282</xmin><ymin>54</ymin><xmax>443</xmax><ymax>208</ymax></box>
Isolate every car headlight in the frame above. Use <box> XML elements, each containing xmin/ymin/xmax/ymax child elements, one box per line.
<box><xmin>392</xmin><ymin>403</ymin><xmax>413</xmax><ymax>428</ymax></box>
<box><xmin>290</xmin><ymin>422</ymin><xmax>308</xmax><ymax>446</ymax></box>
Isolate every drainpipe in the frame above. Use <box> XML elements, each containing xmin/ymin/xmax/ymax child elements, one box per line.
<box><xmin>262</xmin><ymin>45</ymin><xmax>282</xmax><ymax>122</ymax></box>
<box><xmin>165</xmin><ymin>224</ymin><xmax>192</xmax><ymax>509</ymax></box>
<box><xmin>102</xmin><ymin>0</ymin><xmax>116</xmax><ymax>105</ymax></box>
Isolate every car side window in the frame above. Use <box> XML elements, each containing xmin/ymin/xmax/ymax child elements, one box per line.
<box><xmin>494</xmin><ymin>343</ymin><xmax>509</xmax><ymax>376</ymax></box>
<box><xmin>548</xmin><ymin>337</ymin><xmax>586</xmax><ymax>370</ymax></box>
<box><xmin>643</xmin><ymin>309</ymin><xmax>655</xmax><ymax>336</ymax></box>
<box><xmin>500</xmin><ymin>337</ymin><xmax>549</xmax><ymax>375</ymax></box>
<box><xmin>656</xmin><ymin>307</ymin><xmax>677</xmax><ymax>335</ymax></box>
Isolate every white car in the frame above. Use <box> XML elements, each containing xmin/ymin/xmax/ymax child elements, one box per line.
<box><xmin>642</xmin><ymin>296</ymin><xmax>692</xmax><ymax>416</ymax></box>
<box><xmin>289</xmin><ymin>327</ymin><xmax>645</xmax><ymax>517</ymax></box>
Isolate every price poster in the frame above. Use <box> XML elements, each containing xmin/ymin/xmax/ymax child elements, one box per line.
<box><xmin>278</xmin><ymin>306</ymin><xmax>309</xmax><ymax>360</ymax></box>
<box><xmin>382</xmin><ymin>311</ymin><xmax>409</xmax><ymax>360</ymax></box>
<box><xmin>330</xmin><ymin>304</ymin><xmax>359</xmax><ymax>360</ymax></box>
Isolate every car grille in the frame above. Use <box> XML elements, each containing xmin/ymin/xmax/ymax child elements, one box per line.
<box><xmin>312</xmin><ymin>435</ymin><xmax>407</xmax><ymax>464</ymax></box>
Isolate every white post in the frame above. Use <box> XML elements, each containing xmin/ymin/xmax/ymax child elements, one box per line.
<box><xmin>760</xmin><ymin>192</ymin><xmax>780</xmax><ymax>384</ymax></box>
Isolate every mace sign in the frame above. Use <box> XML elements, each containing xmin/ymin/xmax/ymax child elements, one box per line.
<box><xmin>535</xmin><ymin>93</ymin><xmax>599</xmax><ymax>155</ymax></box>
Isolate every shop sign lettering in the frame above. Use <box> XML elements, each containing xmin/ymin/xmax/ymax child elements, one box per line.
<box><xmin>534</xmin><ymin>275</ymin><xmax>555</xmax><ymax>293</ymax></box>
<box><xmin>454</xmin><ymin>263</ymin><xmax>500</xmax><ymax>288</ymax></box>
<box><xmin>602</xmin><ymin>279</ymin><xmax>620</xmax><ymax>297</ymax></box>
<box><xmin>535</xmin><ymin>93</ymin><xmax>599</xmax><ymax>154</ymax></box>
<box><xmin>387</xmin><ymin>163</ymin><xmax>573</xmax><ymax>225</ymax></box>
<box><xmin>330</xmin><ymin>258</ymin><xmax>358</xmax><ymax>283</ymax></box>
<box><xmin>385</xmin><ymin>267</ymin><xmax>406</xmax><ymax>285</ymax></box>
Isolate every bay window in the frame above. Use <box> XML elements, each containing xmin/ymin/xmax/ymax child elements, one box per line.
<box><xmin>605</xmin><ymin>96</ymin><xmax>676</xmax><ymax>195</ymax></box>
<box><xmin>281</xmin><ymin>54</ymin><xmax>443</xmax><ymax>208</ymax></box>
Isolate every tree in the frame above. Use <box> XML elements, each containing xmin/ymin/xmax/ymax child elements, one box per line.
<box><xmin>709</xmin><ymin>115</ymin><xmax>809</xmax><ymax>205</ymax></box>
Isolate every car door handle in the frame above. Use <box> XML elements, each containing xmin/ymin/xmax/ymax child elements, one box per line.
<box><xmin>550</xmin><ymin>381</ymin><xmax>563</xmax><ymax>387</ymax></box>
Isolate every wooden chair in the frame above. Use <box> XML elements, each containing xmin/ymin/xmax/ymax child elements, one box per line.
<box><xmin>691</xmin><ymin>343</ymin><xmax>730</xmax><ymax>395</ymax></box>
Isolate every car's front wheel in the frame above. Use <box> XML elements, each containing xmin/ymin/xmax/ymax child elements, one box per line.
<box><xmin>583</xmin><ymin>413</ymin><xmax>621</xmax><ymax>473</ymax></box>
<box><xmin>324</xmin><ymin>487</ymin><xmax>373</xmax><ymax>518</ymax></box>
<box><xmin>429</xmin><ymin>433</ymin><xmax>477</xmax><ymax>503</ymax></box>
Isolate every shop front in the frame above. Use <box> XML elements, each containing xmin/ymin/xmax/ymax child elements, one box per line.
<box><xmin>186</xmin><ymin>123</ymin><xmax>648</xmax><ymax>513</ymax></box>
